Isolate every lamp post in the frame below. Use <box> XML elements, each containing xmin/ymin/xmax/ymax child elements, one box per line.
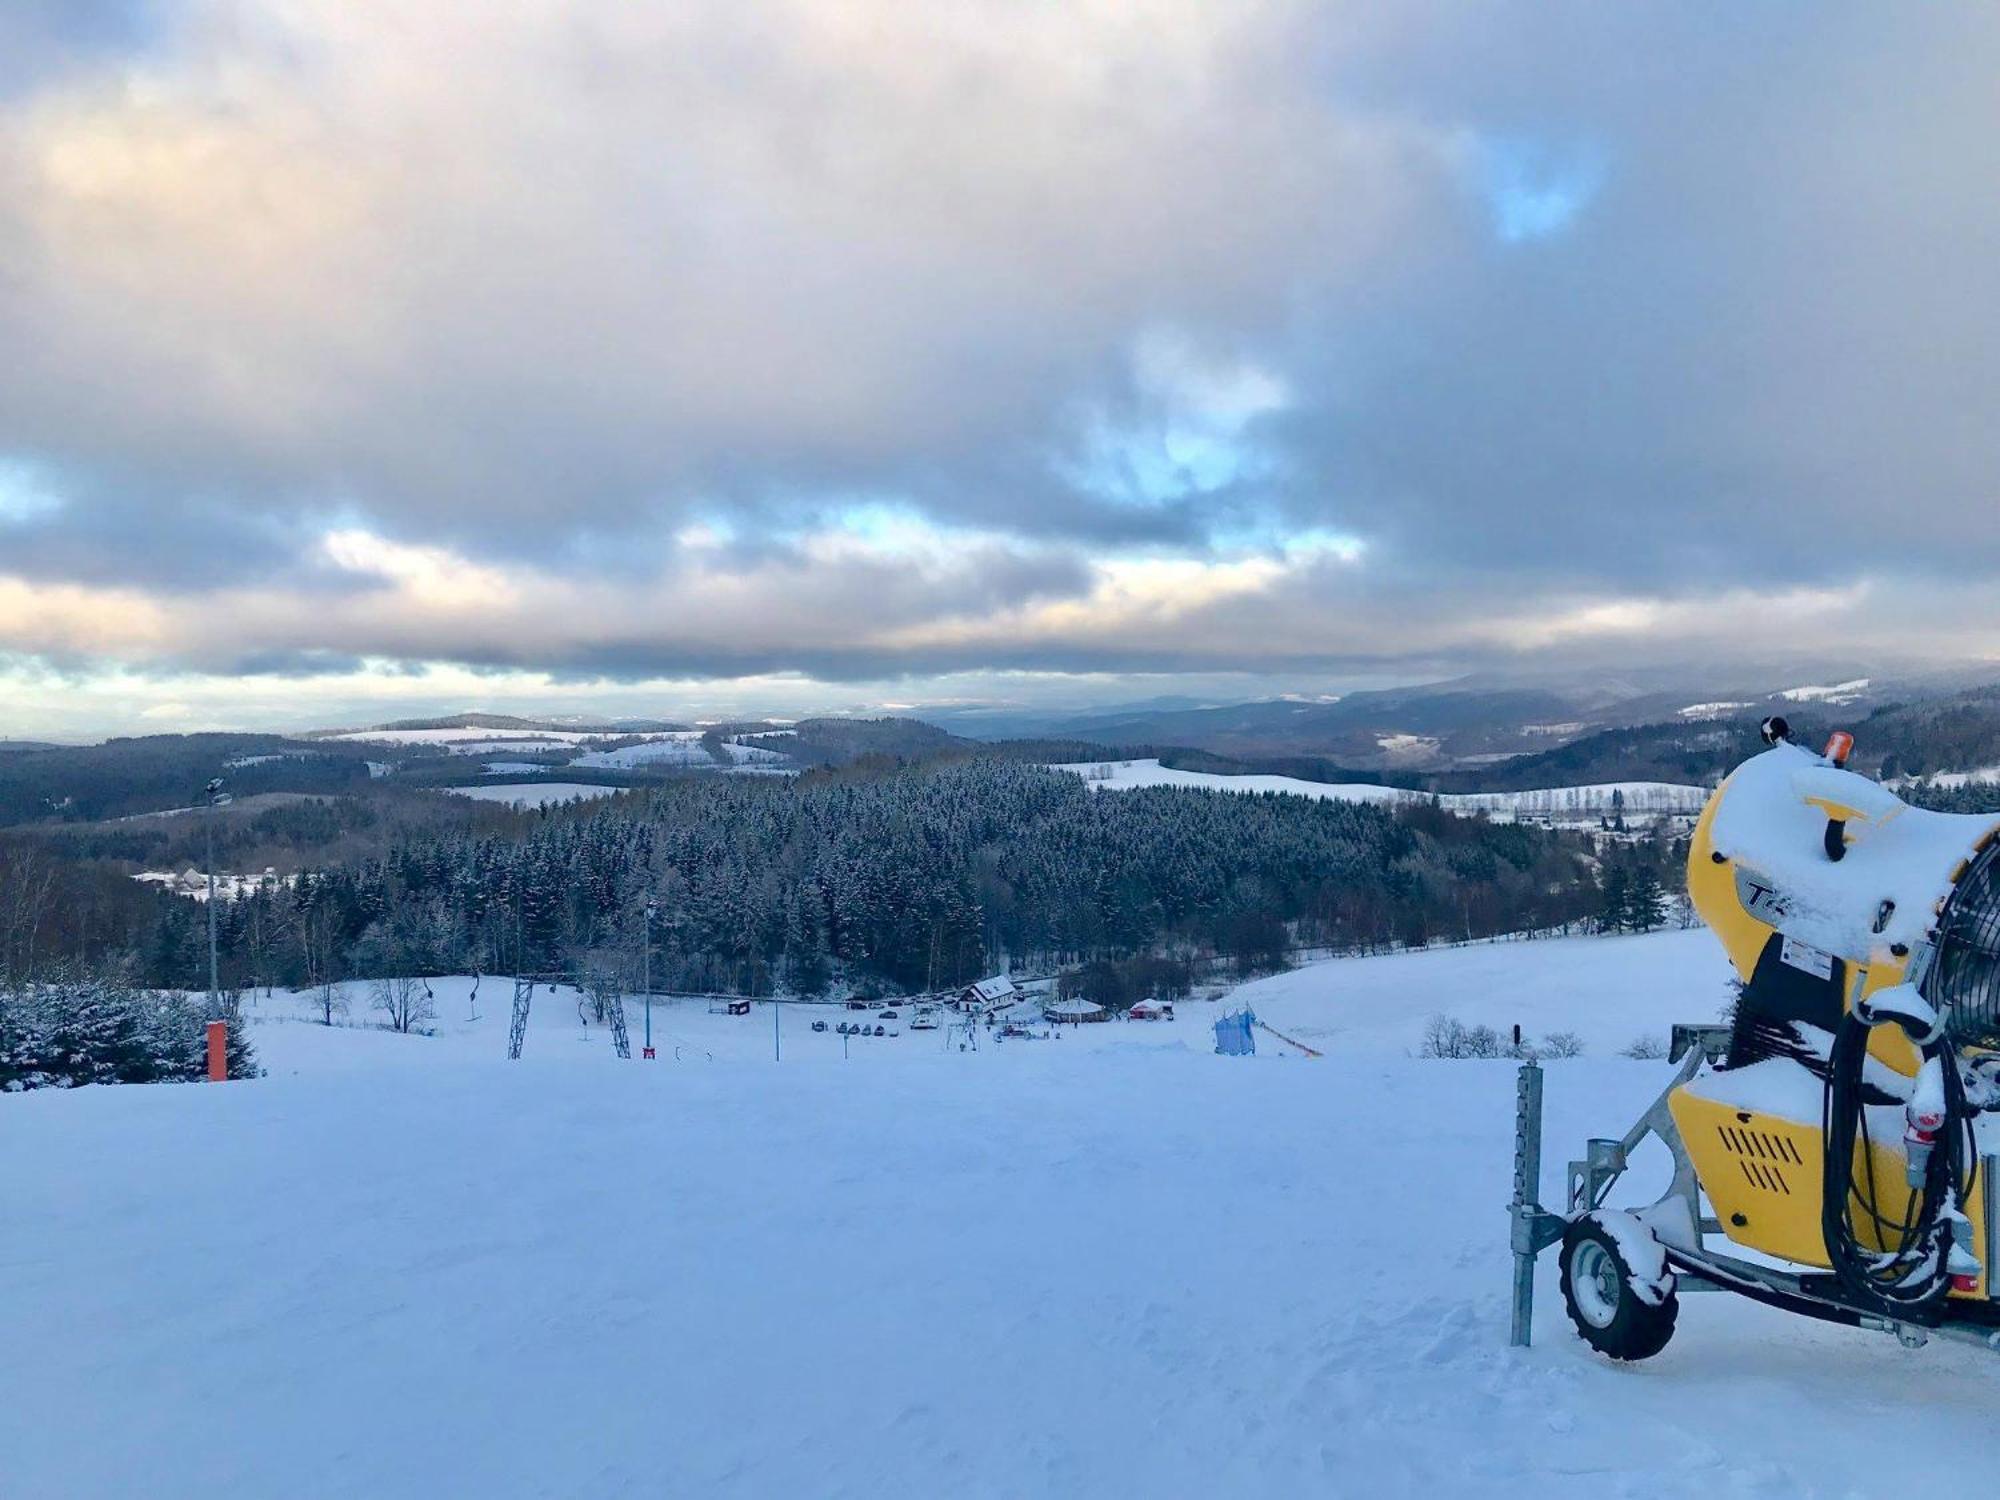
<box><xmin>641</xmin><ymin>896</ymin><xmax>657</xmax><ymax>1059</ymax></box>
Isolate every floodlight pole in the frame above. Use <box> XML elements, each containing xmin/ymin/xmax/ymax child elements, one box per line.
<box><xmin>642</xmin><ymin>897</ymin><xmax>657</xmax><ymax>1059</ymax></box>
<box><xmin>203</xmin><ymin>776</ymin><xmax>226</xmax><ymax>1013</ymax></box>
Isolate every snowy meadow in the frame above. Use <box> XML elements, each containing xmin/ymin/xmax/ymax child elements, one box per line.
<box><xmin>10</xmin><ymin>930</ymin><xmax>1999</xmax><ymax>1498</ymax></box>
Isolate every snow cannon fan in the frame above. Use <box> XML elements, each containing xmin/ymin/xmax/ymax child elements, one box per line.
<box><xmin>1509</xmin><ymin>719</ymin><xmax>2000</xmax><ymax>1362</ymax></box>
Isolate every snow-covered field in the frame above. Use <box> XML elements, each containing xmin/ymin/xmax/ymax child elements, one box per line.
<box><xmin>11</xmin><ymin>929</ymin><xmax>2000</xmax><ymax>1498</ymax></box>
<box><xmin>327</xmin><ymin>724</ymin><xmax>796</xmax><ymax>776</ymax></box>
<box><xmin>328</xmin><ymin>726</ymin><xmax>628</xmax><ymax>750</ymax></box>
<box><xmin>1057</xmin><ymin>758</ymin><xmax>1709</xmax><ymax>822</ymax></box>
<box><xmin>1905</xmin><ymin>765</ymin><xmax>2000</xmax><ymax>790</ymax></box>
<box><xmin>573</xmin><ymin>735</ymin><xmax>789</xmax><ymax>771</ymax></box>
<box><xmin>441</xmin><ymin>781</ymin><xmax>630</xmax><ymax>808</ymax></box>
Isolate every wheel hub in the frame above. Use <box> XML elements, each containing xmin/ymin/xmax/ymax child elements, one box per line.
<box><xmin>1571</xmin><ymin>1240</ymin><xmax>1622</xmax><ymax>1328</ymax></box>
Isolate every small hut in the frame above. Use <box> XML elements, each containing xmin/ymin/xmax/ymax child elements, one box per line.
<box><xmin>1043</xmin><ymin>996</ymin><xmax>1108</xmax><ymax>1025</ymax></box>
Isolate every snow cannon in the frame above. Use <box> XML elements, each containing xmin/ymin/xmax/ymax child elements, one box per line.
<box><xmin>1507</xmin><ymin>719</ymin><xmax>2000</xmax><ymax>1360</ymax></box>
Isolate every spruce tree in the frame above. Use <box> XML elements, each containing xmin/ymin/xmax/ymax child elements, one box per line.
<box><xmin>1599</xmin><ymin>863</ymin><xmax>1631</xmax><ymax>934</ymax></box>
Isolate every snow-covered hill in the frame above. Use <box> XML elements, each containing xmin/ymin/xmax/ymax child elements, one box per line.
<box><xmin>10</xmin><ymin>929</ymin><xmax>1987</xmax><ymax>1499</ymax></box>
<box><xmin>1055</xmin><ymin>758</ymin><xmax>1709</xmax><ymax>823</ymax></box>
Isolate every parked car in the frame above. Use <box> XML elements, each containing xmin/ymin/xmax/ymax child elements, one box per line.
<box><xmin>878</xmin><ymin>1008</ymin><xmax>899</xmax><ymax>1020</ymax></box>
<box><xmin>811</xmin><ymin>1019</ymin><xmax>828</xmax><ymax>1033</ymax></box>
<box><xmin>873</xmin><ymin>1024</ymin><xmax>886</xmax><ymax>1037</ymax></box>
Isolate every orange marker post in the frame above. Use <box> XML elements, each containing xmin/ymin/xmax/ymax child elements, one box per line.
<box><xmin>206</xmin><ymin>1020</ymin><xmax>229</xmax><ymax>1082</ymax></box>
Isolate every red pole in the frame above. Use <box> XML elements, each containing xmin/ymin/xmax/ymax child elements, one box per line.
<box><xmin>206</xmin><ymin>1020</ymin><xmax>229</xmax><ymax>1082</ymax></box>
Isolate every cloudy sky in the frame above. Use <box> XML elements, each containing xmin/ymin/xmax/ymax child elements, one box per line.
<box><xmin>2</xmin><ymin>2</ymin><xmax>1997</xmax><ymax>735</ymax></box>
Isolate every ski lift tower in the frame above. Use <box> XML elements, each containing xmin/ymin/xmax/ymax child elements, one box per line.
<box><xmin>508</xmin><ymin>968</ymin><xmax>631</xmax><ymax>1061</ymax></box>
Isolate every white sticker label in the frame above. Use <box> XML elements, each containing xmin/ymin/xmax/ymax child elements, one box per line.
<box><xmin>1780</xmin><ymin>936</ymin><xmax>1834</xmax><ymax>981</ymax></box>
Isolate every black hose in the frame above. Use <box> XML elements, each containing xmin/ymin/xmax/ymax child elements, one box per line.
<box><xmin>1819</xmin><ymin>1009</ymin><xmax>1976</xmax><ymax>1313</ymax></box>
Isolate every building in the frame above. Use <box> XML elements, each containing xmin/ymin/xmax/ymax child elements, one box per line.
<box><xmin>955</xmin><ymin>975</ymin><xmax>1018</xmax><ymax>1012</ymax></box>
<box><xmin>1128</xmin><ymin>997</ymin><xmax>1175</xmax><ymax>1021</ymax></box>
<box><xmin>1043</xmin><ymin>997</ymin><xmax>1108</xmax><ymax>1025</ymax></box>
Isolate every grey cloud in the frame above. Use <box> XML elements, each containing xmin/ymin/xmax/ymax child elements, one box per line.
<box><xmin>0</xmin><ymin>1</ymin><xmax>1997</xmax><ymax>695</ymax></box>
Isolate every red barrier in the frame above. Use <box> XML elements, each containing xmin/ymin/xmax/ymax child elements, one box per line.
<box><xmin>206</xmin><ymin>1020</ymin><xmax>228</xmax><ymax>1082</ymax></box>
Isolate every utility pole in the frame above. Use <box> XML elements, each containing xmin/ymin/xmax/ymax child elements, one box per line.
<box><xmin>642</xmin><ymin>896</ymin><xmax>657</xmax><ymax>1059</ymax></box>
<box><xmin>202</xmin><ymin>776</ymin><xmax>230</xmax><ymax>1013</ymax></box>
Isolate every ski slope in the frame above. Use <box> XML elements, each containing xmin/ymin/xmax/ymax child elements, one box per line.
<box><xmin>1055</xmin><ymin>758</ymin><xmax>1709</xmax><ymax>823</ymax></box>
<box><xmin>10</xmin><ymin>929</ymin><xmax>2000</xmax><ymax>1499</ymax></box>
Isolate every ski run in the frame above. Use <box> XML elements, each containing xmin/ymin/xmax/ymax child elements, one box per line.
<box><xmin>11</xmin><ymin>928</ymin><xmax>2000</xmax><ymax>1498</ymax></box>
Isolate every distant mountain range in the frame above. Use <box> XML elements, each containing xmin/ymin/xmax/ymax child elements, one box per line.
<box><xmin>947</xmin><ymin>666</ymin><xmax>2000</xmax><ymax>774</ymax></box>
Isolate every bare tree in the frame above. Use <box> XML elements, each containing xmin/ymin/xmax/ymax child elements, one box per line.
<box><xmin>371</xmin><ymin>974</ymin><xmax>435</xmax><ymax>1034</ymax></box>
<box><xmin>0</xmin><ymin>841</ymin><xmax>58</xmax><ymax>984</ymax></box>
<box><xmin>290</xmin><ymin>892</ymin><xmax>344</xmax><ymax>1025</ymax></box>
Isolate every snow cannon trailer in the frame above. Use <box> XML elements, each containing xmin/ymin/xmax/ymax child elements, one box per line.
<box><xmin>1508</xmin><ymin>718</ymin><xmax>2000</xmax><ymax>1358</ymax></box>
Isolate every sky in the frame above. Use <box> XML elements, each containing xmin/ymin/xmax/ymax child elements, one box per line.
<box><xmin>2</xmin><ymin>2</ymin><xmax>1998</xmax><ymax>736</ymax></box>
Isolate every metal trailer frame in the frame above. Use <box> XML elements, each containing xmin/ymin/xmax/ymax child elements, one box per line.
<box><xmin>1508</xmin><ymin>1051</ymin><xmax>2000</xmax><ymax>1354</ymax></box>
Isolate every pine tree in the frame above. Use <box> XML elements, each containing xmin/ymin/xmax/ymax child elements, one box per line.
<box><xmin>1626</xmin><ymin>863</ymin><xmax>1667</xmax><ymax>932</ymax></box>
<box><xmin>1599</xmin><ymin>863</ymin><xmax>1631</xmax><ymax>934</ymax></box>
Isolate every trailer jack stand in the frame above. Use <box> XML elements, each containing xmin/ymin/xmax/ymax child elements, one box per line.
<box><xmin>1508</xmin><ymin>1059</ymin><xmax>1567</xmax><ymax>1346</ymax></box>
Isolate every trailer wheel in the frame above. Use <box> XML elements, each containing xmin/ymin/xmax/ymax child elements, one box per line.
<box><xmin>1559</xmin><ymin>1217</ymin><xmax>1677</xmax><ymax>1361</ymax></box>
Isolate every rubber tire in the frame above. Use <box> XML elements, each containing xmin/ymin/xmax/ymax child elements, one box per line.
<box><xmin>1558</xmin><ymin>1216</ymin><xmax>1678</xmax><ymax>1361</ymax></box>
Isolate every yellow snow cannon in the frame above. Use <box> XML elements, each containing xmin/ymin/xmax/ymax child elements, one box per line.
<box><xmin>1507</xmin><ymin>717</ymin><xmax>2000</xmax><ymax>1359</ymax></box>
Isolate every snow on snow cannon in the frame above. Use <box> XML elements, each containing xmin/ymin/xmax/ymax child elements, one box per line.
<box><xmin>1508</xmin><ymin>720</ymin><xmax>2000</xmax><ymax>1358</ymax></box>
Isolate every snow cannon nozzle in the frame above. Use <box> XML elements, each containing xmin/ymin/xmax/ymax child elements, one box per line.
<box><xmin>1760</xmin><ymin>716</ymin><xmax>1791</xmax><ymax>746</ymax></box>
<box><xmin>1824</xmin><ymin>730</ymin><xmax>1853</xmax><ymax>768</ymax></box>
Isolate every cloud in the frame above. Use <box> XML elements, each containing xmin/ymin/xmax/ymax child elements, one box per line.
<box><xmin>0</xmin><ymin>1</ymin><xmax>1997</xmax><ymax>729</ymax></box>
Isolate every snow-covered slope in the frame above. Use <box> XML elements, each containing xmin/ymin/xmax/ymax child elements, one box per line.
<box><xmin>1055</xmin><ymin>758</ymin><xmax>1708</xmax><ymax>822</ymax></box>
<box><xmin>224</xmin><ymin>927</ymin><xmax>1730</xmax><ymax>1074</ymax></box>
<box><xmin>1227</xmin><ymin>927</ymin><xmax>1730</xmax><ymax>1056</ymax></box>
<box><xmin>10</xmin><ymin>929</ymin><xmax>1983</xmax><ymax>1499</ymax></box>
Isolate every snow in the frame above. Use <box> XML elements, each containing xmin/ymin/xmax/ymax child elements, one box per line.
<box><xmin>1911</xmin><ymin>765</ymin><xmax>2000</xmax><ymax>790</ymax></box>
<box><xmin>441</xmin><ymin>782</ymin><xmax>628</xmax><ymax>808</ymax></box>
<box><xmin>2</xmin><ymin>934</ymin><xmax>1994</xmax><ymax>1498</ymax></box>
<box><xmin>1707</xmin><ymin>743</ymin><xmax>2000</xmax><ymax>959</ymax></box>
<box><xmin>1222</xmin><ymin>928</ymin><xmax>1734</xmax><ymax>1057</ymax></box>
<box><xmin>1779</xmin><ymin>677</ymin><xmax>1872</xmax><ymax>704</ymax></box>
<box><xmin>1679</xmin><ymin>700</ymin><xmax>1751</xmax><ymax>718</ymax></box>
<box><xmin>1055</xmin><ymin>759</ymin><xmax>1708</xmax><ymax>823</ymax></box>
<box><xmin>1059</xmin><ymin>757</ymin><xmax>1407</xmax><ymax>804</ymax></box>
<box><xmin>1587</xmin><ymin>1208</ymin><xmax>1677</xmax><ymax>1305</ymax></box>
<box><xmin>133</xmin><ymin>867</ymin><xmax>283</xmax><ymax>902</ymax></box>
<box><xmin>573</xmin><ymin>735</ymin><xmax>788</xmax><ymax>771</ymax></box>
<box><xmin>13</xmin><ymin>926</ymin><xmax>2000</xmax><ymax>1496</ymax></box>
<box><xmin>329</xmin><ymin>726</ymin><xmax>623</xmax><ymax>748</ymax></box>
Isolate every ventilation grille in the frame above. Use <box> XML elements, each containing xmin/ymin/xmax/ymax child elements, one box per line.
<box><xmin>1717</xmin><ymin>1123</ymin><xmax>1801</xmax><ymax>1195</ymax></box>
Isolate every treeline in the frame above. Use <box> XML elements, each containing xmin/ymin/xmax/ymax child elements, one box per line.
<box><xmin>121</xmin><ymin>762</ymin><xmax>1616</xmax><ymax>1000</ymax></box>
<box><xmin>0</xmin><ymin>733</ymin><xmax>385</xmax><ymax>825</ymax></box>
<box><xmin>1902</xmin><ymin>779</ymin><xmax>2000</xmax><ymax>815</ymax></box>
<box><xmin>0</xmin><ymin>970</ymin><xmax>255</xmax><ymax>1090</ymax></box>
